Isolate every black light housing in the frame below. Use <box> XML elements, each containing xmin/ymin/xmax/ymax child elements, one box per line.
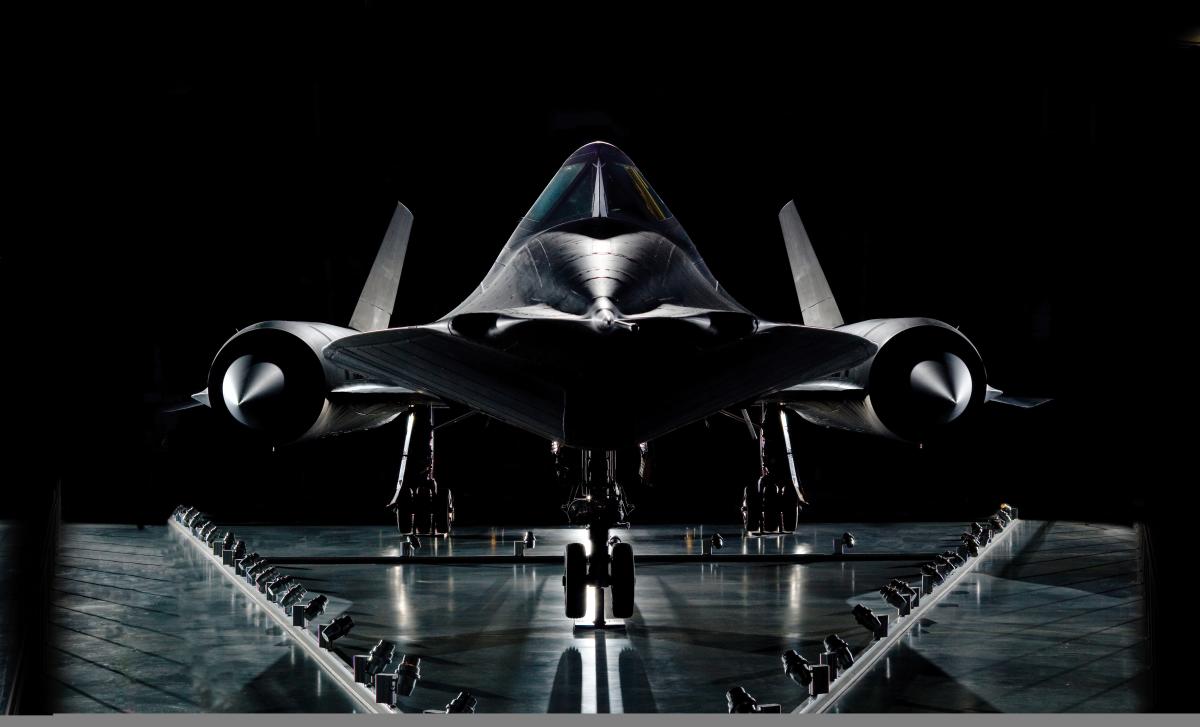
<box><xmin>841</xmin><ymin>532</ymin><xmax>856</xmax><ymax>549</ymax></box>
<box><xmin>607</xmin><ymin>536</ymin><xmax>622</xmax><ymax>547</ymax></box>
<box><xmin>280</xmin><ymin>584</ymin><xmax>308</xmax><ymax>609</ymax></box>
<box><xmin>233</xmin><ymin>540</ymin><xmax>247</xmax><ymax>559</ymax></box>
<box><xmin>960</xmin><ymin>533</ymin><xmax>980</xmax><ymax>557</ymax></box>
<box><xmin>364</xmin><ymin>640</ymin><xmax>397</xmax><ymax>683</ymax></box>
<box><xmin>395</xmin><ymin>654</ymin><xmax>421</xmax><ymax>697</ymax></box>
<box><xmin>726</xmin><ymin>686</ymin><xmax>761</xmax><ymax>714</ymax></box>
<box><xmin>254</xmin><ymin>567</ymin><xmax>280</xmax><ymax>589</ymax></box>
<box><xmin>222</xmin><ymin>532</ymin><xmax>235</xmax><ymax>549</ymax></box>
<box><xmin>782</xmin><ymin>649</ymin><xmax>813</xmax><ymax>687</ymax></box>
<box><xmin>852</xmin><ymin>603</ymin><xmax>883</xmax><ymax>636</ymax></box>
<box><xmin>266</xmin><ymin>575</ymin><xmax>295</xmax><ymax>597</ymax></box>
<box><xmin>824</xmin><ymin>634</ymin><xmax>854</xmax><ymax>667</ymax></box>
<box><xmin>932</xmin><ymin>555</ymin><xmax>955</xmax><ymax>573</ymax></box>
<box><xmin>245</xmin><ymin>559</ymin><xmax>271</xmax><ymax>579</ymax></box>
<box><xmin>443</xmin><ymin>690</ymin><xmax>477</xmax><ymax>714</ymax></box>
<box><xmin>942</xmin><ymin>550</ymin><xmax>965</xmax><ymax>568</ymax></box>
<box><xmin>888</xmin><ymin>579</ymin><xmax>917</xmax><ymax>597</ymax></box>
<box><xmin>879</xmin><ymin>586</ymin><xmax>907</xmax><ymax>612</ymax></box>
<box><xmin>970</xmin><ymin>522</ymin><xmax>984</xmax><ymax>538</ymax></box>
<box><xmin>408</xmin><ymin>534</ymin><xmax>421</xmax><ymax>550</ymax></box>
<box><xmin>711</xmin><ymin>533</ymin><xmax>725</xmax><ymax>550</ymax></box>
<box><xmin>523</xmin><ymin>531</ymin><xmax>537</xmax><ymax>548</ymax></box>
<box><xmin>303</xmin><ymin>595</ymin><xmax>329</xmax><ymax>620</ymax></box>
<box><xmin>321</xmin><ymin>614</ymin><xmax>354</xmax><ymax>645</ymax></box>
<box><xmin>921</xmin><ymin>563</ymin><xmax>945</xmax><ymax>585</ymax></box>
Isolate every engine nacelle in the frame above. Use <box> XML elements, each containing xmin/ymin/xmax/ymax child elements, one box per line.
<box><xmin>207</xmin><ymin>320</ymin><xmax>407</xmax><ymax>444</ymax></box>
<box><xmin>789</xmin><ymin>318</ymin><xmax>987</xmax><ymax>442</ymax></box>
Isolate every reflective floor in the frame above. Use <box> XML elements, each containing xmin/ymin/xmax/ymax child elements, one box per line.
<box><xmin>49</xmin><ymin>525</ymin><xmax>360</xmax><ymax>713</ymax></box>
<box><xmin>832</xmin><ymin>521</ymin><xmax>1148</xmax><ymax>713</ymax></box>
<box><xmin>45</xmin><ymin>520</ymin><xmax>1148</xmax><ymax>713</ymax></box>
<box><xmin>220</xmin><ymin>521</ymin><xmax>956</xmax><ymax>559</ymax></box>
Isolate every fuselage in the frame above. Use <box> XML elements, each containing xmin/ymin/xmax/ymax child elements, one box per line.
<box><xmin>445</xmin><ymin>142</ymin><xmax>749</xmax><ymax>325</ymax></box>
<box><xmin>321</xmin><ymin>142</ymin><xmax>874</xmax><ymax>448</ymax></box>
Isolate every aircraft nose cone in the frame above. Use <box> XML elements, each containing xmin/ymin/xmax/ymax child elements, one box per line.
<box><xmin>909</xmin><ymin>353</ymin><xmax>973</xmax><ymax>423</ymax></box>
<box><xmin>592</xmin><ymin>307</ymin><xmax>616</xmax><ymax>331</ymax></box>
<box><xmin>222</xmin><ymin>355</ymin><xmax>286</xmax><ymax>428</ymax></box>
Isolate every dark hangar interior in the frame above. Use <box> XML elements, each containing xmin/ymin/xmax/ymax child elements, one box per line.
<box><xmin>5</xmin><ymin>10</ymin><xmax>1196</xmax><ymax>716</ymax></box>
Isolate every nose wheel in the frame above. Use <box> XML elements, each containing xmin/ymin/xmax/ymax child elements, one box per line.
<box><xmin>559</xmin><ymin>448</ymin><xmax>638</xmax><ymax>627</ymax></box>
<box><xmin>564</xmin><ymin>543</ymin><xmax>587</xmax><ymax>618</ymax></box>
<box><xmin>562</xmin><ymin>529</ymin><xmax>636</xmax><ymax>628</ymax></box>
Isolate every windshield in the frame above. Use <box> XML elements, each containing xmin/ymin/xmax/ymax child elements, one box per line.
<box><xmin>525</xmin><ymin>161</ymin><xmax>597</xmax><ymax>228</ymax></box>
<box><xmin>603</xmin><ymin>162</ymin><xmax>669</xmax><ymax>222</ymax></box>
<box><xmin>521</xmin><ymin>142</ymin><xmax>674</xmax><ymax>230</ymax></box>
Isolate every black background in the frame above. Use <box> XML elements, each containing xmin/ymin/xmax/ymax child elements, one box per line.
<box><xmin>6</xmin><ymin>7</ymin><xmax>1198</xmax><ymax>711</ymax></box>
<box><xmin>13</xmin><ymin>10</ymin><xmax>1193</xmax><ymax>528</ymax></box>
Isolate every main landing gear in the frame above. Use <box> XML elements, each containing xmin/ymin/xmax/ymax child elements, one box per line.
<box><xmin>560</xmin><ymin>449</ymin><xmax>636</xmax><ymax>628</ymax></box>
<box><xmin>741</xmin><ymin>404</ymin><xmax>805</xmax><ymax>535</ymax></box>
<box><xmin>390</xmin><ymin>405</ymin><xmax>454</xmax><ymax>536</ymax></box>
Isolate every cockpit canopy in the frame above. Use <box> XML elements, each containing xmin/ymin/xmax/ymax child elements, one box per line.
<box><xmin>524</xmin><ymin>142</ymin><xmax>674</xmax><ymax>231</ymax></box>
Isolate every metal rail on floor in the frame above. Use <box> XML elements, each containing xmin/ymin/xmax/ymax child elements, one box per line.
<box><xmin>168</xmin><ymin>519</ymin><xmax>397</xmax><ymax>714</ymax></box>
<box><xmin>793</xmin><ymin>516</ymin><xmax>1022</xmax><ymax>714</ymax></box>
<box><xmin>264</xmin><ymin>552</ymin><xmax>940</xmax><ymax>566</ymax></box>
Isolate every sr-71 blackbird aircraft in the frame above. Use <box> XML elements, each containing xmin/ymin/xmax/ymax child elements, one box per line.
<box><xmin>191</xmin><ymin>141</ymin><xmax>1043</xmax><ymax>620</ymax></box>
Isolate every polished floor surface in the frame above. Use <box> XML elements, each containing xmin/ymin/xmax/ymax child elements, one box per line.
<box><xmin>224</xmin><ymin>521</ymin><xmax>953</xmax><ymax>559</ymax></box>
<box><xmin>49</xmin><ymin>525</ymin><xmax>360</xmax><ymax>713</ymax></box>
<box><xmin>46</xmin><ymin>519</ymin><xmax>1148</xmax><ymax>713</ymax></box>
<box><xmin>831</xmin><ymin>520</ymin><xmax>1148</xmax><ymax>713</ymax></box>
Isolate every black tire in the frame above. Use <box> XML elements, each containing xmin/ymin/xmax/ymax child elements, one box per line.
<box><xmin>393</xmin><ymin>487</ymin><xmax>415</xmax><ymax>534</ymax></box>
<box><xmin>763</xmin><ymin>506</ymin><xmax>781</xmax><ymax>533</ymax></box>
<box><xmin>781</xmin><ymin>502</ymin><xmax>800</xmax><ymax>533</ymax></box>
<box><xmin>564</xmin><ymin>543</ymin><xmax>587</xmax><ymax>618</ymax></box>
<box><xmin>741</xmin><ymin>485</ymin><xmax>762</xmax><ymax>532</ymax></box>
<box><xmin>432</xmin><ymin>487</ymin><xmax>453</xmax><ymax>535</ymax></box>
<box><xmin>413</xmin><ymin>481</ymin><xmax>435</xmax><ymax>534</ymax></box>
<box><xmin>760</xmin><ymin>481</ymin><xmax>783</xmax><ymax>532</ymax></box>
<box><xmin>610</xmin><ymin>542</ymin><xmax>635</xmax><ymax>618</ymax></box>
<box><xmin>781</xmin><ymin>484</ymin><xmax>801</xmax><ymax>532</ymax></box>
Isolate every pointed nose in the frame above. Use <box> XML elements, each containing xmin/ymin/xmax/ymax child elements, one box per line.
<box><xmin>909</xmin><ymin>353</ymin><xmax>973</xmax><ymax>423</ymax></box>
<box><xmin>222</xmin><ymin>355</ymin><xmax>286</xmax><ymax>429</ymax></box>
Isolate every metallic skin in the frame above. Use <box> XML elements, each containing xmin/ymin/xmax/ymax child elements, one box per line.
<box><xmin>195</xmin><ymin>140</ymin><xmax>1039</xmax><ymax>448</ymax></box>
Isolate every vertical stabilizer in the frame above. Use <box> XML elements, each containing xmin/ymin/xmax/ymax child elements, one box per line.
<box><xmin>778</xmin><ymin>201</ymin><xmax>844</xmax><ymax>328</ymax></box>
<box><xmin>350</xmin><ymin>202</ymin><xmax>413</xmax><ymax>332</ymax></box>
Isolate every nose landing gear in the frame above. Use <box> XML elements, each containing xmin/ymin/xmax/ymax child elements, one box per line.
<box><xmin>560</xmin><ymin>449</ymin><xmax>636</xmax><ymax>628</ymax></box>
